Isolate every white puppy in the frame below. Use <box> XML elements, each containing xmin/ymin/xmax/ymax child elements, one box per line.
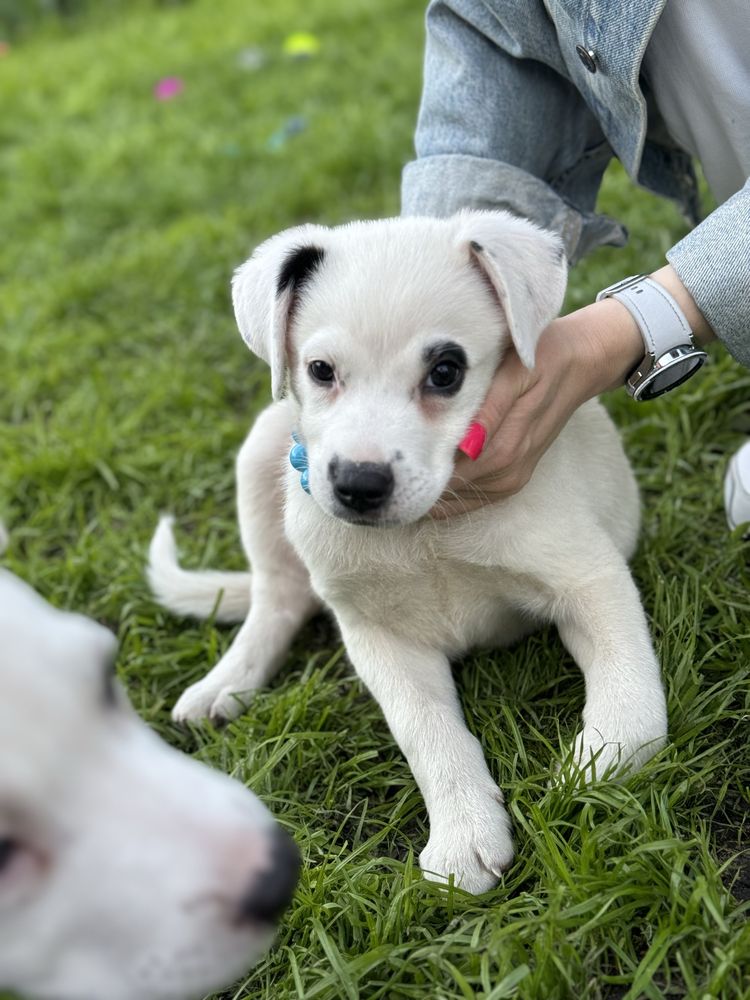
<box><xmin>149</xmin><ymin>211</ymin><xmax>667</xmax><ymax>895</ymax></box>
<box><xmin>0</xmin><ymin>543</ymin><xmax>299</xmax><ymax>1000</ymax></box>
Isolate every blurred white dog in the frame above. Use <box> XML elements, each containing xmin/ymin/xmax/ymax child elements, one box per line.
<box><xmin>0</xmin><ymin>531</ymin><xmax>299</xmax><ymax>1000</ymax></box>
<box><xmin>149</xmin><ymin>211</ymin><xmax>667</xmax><ymax>895</ymax></box>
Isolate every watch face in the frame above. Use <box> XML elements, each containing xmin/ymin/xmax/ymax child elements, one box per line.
<box><xmin>637</xmin><ymin>350</ymin><xmax>707</xmax><ymax>400</ymax></box>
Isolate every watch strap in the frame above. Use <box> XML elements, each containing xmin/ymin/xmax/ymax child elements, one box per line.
<box><xmin>597</xmin><ymin>275</ymin><xmax>695</xmax><ymax>358</ymax></box>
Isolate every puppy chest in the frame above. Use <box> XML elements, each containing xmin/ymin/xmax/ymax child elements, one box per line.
<box><xmin>315</xmin><ymin>560</ymin><xmax>512</xmax><ymax>652</ymax></box>
<box><xmin>285</xmin><ymin>499</ymin><xmax>522</xmax><ymax>650</ymax></box>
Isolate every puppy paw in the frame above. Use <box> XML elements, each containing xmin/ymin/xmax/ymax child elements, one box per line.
<box><xmin>206</xmin><ymin>684</ymin><xmax>255</xmax><ymax>723</ymax></box>
<box><xmin>172</xmin><ymin>676</ymin><xmax>255</xmax><ymax>723</ymax></box>
<box><xmin>560</xmin><ymin>723</ymin><xmax>666</xmax><ymax>782</ymax></box>
<box><xmin>172</xmin><ymin>679</ymin><xmax>225</xmax><ymax>723</ymax></box>
<box><xmin>419</xmin><ymin>793</ymin><xmax>514</xmax><ymax>895</ymax></box>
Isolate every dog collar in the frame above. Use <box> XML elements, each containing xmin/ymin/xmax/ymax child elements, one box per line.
<box><xmin>289</xmin><ymin>433</ymin><xmax>310</xmax><ymax>494</ymax></box>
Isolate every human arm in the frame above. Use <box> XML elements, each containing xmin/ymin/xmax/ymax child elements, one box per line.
<box><xmin>405</xmin><ymin>2</ymin><xmax>748</xmax><ymax>514</ymax></box>
<box><xmin>436</xmin><ymin>181</ymin><xmax>750</xmax><ymax>515</ymax></box>
<box><xmin>435</xmin><ymin>265</ymin><xmax>717</xmax><ymax>515</ymax></box>
<box><xmin>665</xmin><ymin>176</ymin><xmax>750</xmax><ymax>368</ymax></box>
<box><xmin>401</xmin><ymin>0</ymin><xmax>627</xmax><ymax>262</ymax></box>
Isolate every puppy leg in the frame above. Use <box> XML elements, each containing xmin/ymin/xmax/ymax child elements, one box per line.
<box><xmin>340</xmin><ymin>622</ymin><xmax>513</xmax><ymax>894</ymax></box>
<box><xmin>173</xmin><ymin>402</ymin><xmax>319</xmax><ymax>723</ymax></box>
<box><xmin>554</xmin><ymin>553</ymin><xmax>667</xmax><ymax>778</ymax></box>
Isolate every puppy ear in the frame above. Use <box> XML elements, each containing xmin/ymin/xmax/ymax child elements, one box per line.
<box><xmin>232</xmin><ymin>224</ymin><xmax>330</xmax><ymax>398</ymax></box>
<box><xmin>458</xmin><ymin>210</ymin><xmax>567</xmax><ymax>369</ymax></box>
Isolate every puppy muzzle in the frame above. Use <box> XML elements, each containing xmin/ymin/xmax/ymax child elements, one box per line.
<box><xmin>235</xmin><ymin>828</ymin><xmax>300</xmax><ymax>925</ymax></box>
<box><xmin>328</xmin><ymin>458</ymin><xmax>394</xmax><ymax>516</ymax></box>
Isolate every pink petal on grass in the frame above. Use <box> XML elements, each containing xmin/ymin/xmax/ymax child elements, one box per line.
<box><xmin>154</xmin><ymin>76</ymin><xmax>184</xmax><ymax>100</ymax></box>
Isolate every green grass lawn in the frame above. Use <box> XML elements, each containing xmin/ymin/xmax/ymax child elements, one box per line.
<box><xmin>1</xmin><ymin>1</ymin><xmax>748</xmax><ymax>998</ymax></box>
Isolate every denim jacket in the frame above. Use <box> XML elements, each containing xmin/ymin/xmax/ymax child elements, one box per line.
<box><xmin>401</xmin><ymin>0</ymin><xmax>750</xmax><ymax>367</ymax></box>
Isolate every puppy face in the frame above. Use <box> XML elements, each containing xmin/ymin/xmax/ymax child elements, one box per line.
<box><xmin>287</xmin><ymin>233</ymin><xmax>503</xmax><ymax>524</ymax></box>
<box><xmin>233</xmin><ymin>212</ymin><xmax>566</xmax><ymax>525</ymax></box>
<box><xmin>0</xmin><ymin>570</ymin><xmax>299</xmax><ymax>1000</ymax></box>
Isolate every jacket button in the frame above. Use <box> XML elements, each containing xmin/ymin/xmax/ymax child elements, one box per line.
<box><xmin>576</xmin><ymin>44</ymin><xmax>598</xmax><ymax>73</ymax></box>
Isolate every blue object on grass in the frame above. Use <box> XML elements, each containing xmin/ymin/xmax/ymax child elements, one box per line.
<box><xmin>266</xmin><ymin>116</ymin><xmax>308</xmax><ymax>152</ymax></box>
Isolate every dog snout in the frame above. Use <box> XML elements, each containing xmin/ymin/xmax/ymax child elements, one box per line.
<box><xmin>236</xmin><ymin>828</ymin><xmax>301</xmax><ymax>925</ymax></box>
<box><xmin>328</xmin><ymin>458</ymin><xmax>394</xmax><ymax>514</ymax></box>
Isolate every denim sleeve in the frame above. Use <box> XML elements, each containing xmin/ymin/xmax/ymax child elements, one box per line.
<box><xmin>666</xmin><ymin>178</ymin><xmax>750</xmax><ymax>368</ymax></box>
<box><xmin>401</xmin><ymin>0</ymin><xmax>627</xmax><ymax>264</ymax></box>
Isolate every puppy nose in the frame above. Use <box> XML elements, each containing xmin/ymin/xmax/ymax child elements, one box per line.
<box><xmin>237</xmin><ymin>828</ymin><xmax>300</xmax><ymax>925</ymax></box>
<box><xmin>329</xmin><ymin>459</ymin><xmax>394</xmax><ymax>513</ymax></box>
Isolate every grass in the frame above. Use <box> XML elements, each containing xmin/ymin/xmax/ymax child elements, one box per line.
<box><xmin>1</xmin><ymin>1</ymin><xmax>748</xmax><ymax>998</ymax></box>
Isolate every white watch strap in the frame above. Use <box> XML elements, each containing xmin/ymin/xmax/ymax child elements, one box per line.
<box><xmin>603</xmin><ymin>276</ymin><xmax>694</xmax><ymax>358</ymax></box>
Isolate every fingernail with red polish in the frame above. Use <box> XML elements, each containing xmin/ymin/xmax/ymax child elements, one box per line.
<box><xmin>458</xmin><ymin>422</ymin><xmax>487</xmax><ymax>461</ymax></box>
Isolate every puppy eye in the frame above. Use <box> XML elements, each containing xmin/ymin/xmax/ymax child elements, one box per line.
<box><xmin>0</xmin><ymin>837</ymin><xmax>19</xmax><ymax>875</ymax></box>
<box><xmin>425</xmin><ymin>360</ymin><xmax>464</xmax><ymax>394</ymax></box>
<box><xmin>308</xmin><ymin>360</ymin><xmax>335</xmax><ymax>384</ymax></box>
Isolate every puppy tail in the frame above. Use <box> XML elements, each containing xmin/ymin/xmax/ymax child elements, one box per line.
<box><xmin>147</xmin><ymin>515</ymin><xmax>251</xmax><ymax>623</ymax></box>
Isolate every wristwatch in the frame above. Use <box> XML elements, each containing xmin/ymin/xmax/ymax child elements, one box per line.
<box><xmin>596</xmin><ymin>274</ymin><xmax>707</xmax><ymax>401</ymax></box>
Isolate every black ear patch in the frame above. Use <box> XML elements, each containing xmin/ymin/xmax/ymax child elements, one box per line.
<box><xmin>276</xmin><ymin>245</ymin><xmax>326</xmax><ymax>296</ymax></box>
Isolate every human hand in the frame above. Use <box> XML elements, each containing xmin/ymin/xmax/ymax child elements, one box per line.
<box><xmin>431</xmin><ymin>296</ymin><xmax>645</xmax><ymax>518</ymax></box>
